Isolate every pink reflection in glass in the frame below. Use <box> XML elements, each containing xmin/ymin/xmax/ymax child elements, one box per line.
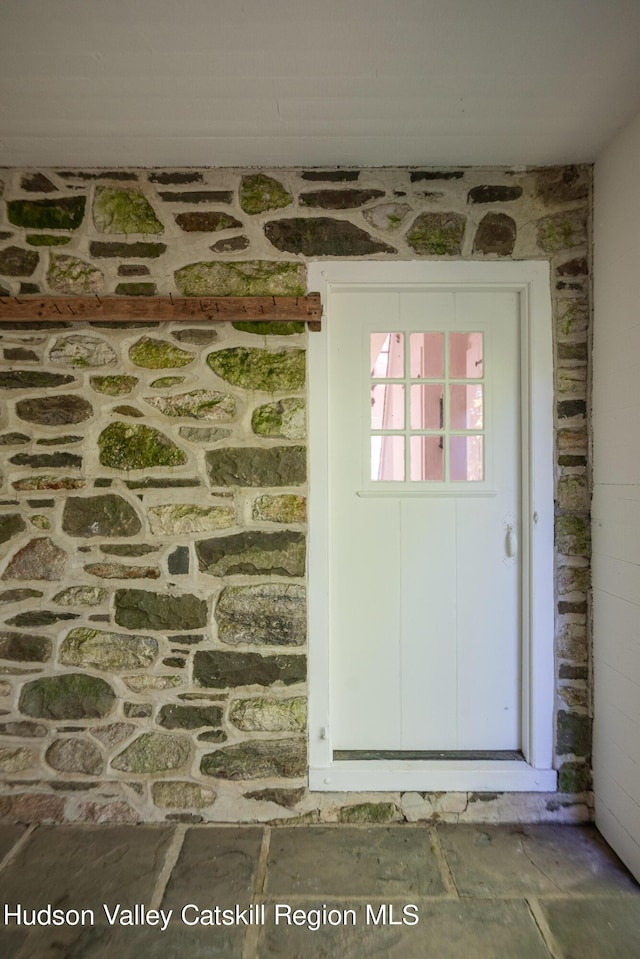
<box><xmin>371</xmin><ymin>333</ymin><xmax>404</xmax><ymax>378</ymax></box>
<box><xmin>410</xmin><ymin>333</ymin><xmax>443</xmax><ymax>378</ymax></box>
<box><xmin>449</xmin><ymin>332</ymin><xmax>483</xmax><ymax>378</ymax></box>
<box><xmin>371</xmin><ymin>384</ymin><xmax>405</xmax><ymax>429</ymax></box>
<box><xmin>410</xmin><ymin>435</ymin><xmax>444</xmax><ymax>481</ymax></box>
<box><xmin>371</xmin><ymin>435</ymin><xmax>404</xmax><ymax>481</ymax></box>
<box><xmin>410</xmin><ymin>383</ymin><xmax>444</xmax><ymax>430</ymax></box>
<box><xmin>450</xmin><ymin>435</ymin><xmax>484</xmax><ymax>481</ymax></box>
<box><xmin>449</xmin><ymin>384</ymin><xmax>483</xmax><ymax>430</ymax></box>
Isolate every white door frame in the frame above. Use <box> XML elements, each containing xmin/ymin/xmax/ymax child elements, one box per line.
<box><xmin>308</xmin><ymin>261</ymin><xmax>557</xmax><ymax>792</ymax></box>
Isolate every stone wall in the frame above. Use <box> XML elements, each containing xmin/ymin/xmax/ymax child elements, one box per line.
<box><xmin>0</xmin><ymin>166</ymin><xmax>591</xmax><ymax>824</ymax></box>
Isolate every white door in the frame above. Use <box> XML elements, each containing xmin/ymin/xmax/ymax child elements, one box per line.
<box><xmin>328</xmin><ymin>287</ymin><xmax>521</xmax><ymax>754</ymax></box>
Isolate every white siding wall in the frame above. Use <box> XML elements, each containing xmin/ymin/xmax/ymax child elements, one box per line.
<box><xmin>593</xmin><ymin>109</ymin><xmax>640</xmax><ymax>880</ymax></box>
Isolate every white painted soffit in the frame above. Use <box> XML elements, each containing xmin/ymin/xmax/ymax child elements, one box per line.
<box><xmin>1</xmin><ymin>0</ymin><xmax>640</xmax><ymax>168</ymax></box>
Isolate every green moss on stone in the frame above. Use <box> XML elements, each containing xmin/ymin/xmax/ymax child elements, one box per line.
<box><xmin>174</xmin><ymin>260</ymin><xmax>306</xmax><ymax>297</ymax></box>
<box><xmin>115</xmin><ymin>282</ymin><xmax>157</xmax><ymax>296</ymax></box>
<box><xmin>240</xmin><ymin>175</ymin><xmax>292</xmax><ymax>214</ymax></box>
<box><xmin>19</xmin><ymin>673</ymin><xmax>115</xmax><ymax>720</ymax></box>
<box><xmin>555</xmin><ymin>515</ymin><xmax>591</xmax><ymax>556</ymax></box>
<box><xmin>7</xmin><ymin>197</ymin><xmax>86</xmax><ymax>231</ymax></box>
<box><xmin>47</xmin><ymin>255</ymin><xmax>104</xmax><ymax>295</ymax></box>
<box><xmin>200</xmin><ymin>738</ymin><xmax>305</xmax><ymax>780</ymax></box>
<box><xmin>112</xmin><ymin>733</ymin><xmax>191</xmax><ymax>773</ymax></box>
<box><xmin>129</xmin><ymin>336</ymin><xmax>194</xmax><ymax>369</ymax></box>
<box><xmin>252</xmin><ymin>494</ymin><xmax>307</xmax><ymax>524</ymax></box>
<box><xmin>90</xmin><ymin>375</ymin><xmax>138</xmax><ymax>396</ymax></box>
<box><xmin>207</xmin><ymin>347</ymin><xmax>304</xmax><ymax>391</ymax></box>
<box><xmin>252</xmin><ymin>397</ymin><xmax>305</xmax><ymax>439</ymax></box>
<box><xmin>98</xmin><ymin>422</ymin><xmax>187</xmax><ymax>470</ymax></box>
<box><xmin>26</xmin><ymin>235</ymin><xmax>72</xmax><ymax>246</ymax></box>
<box><xmin>558</xmin><ymin>761</ymin><xmax>592</xmax><ymax>793</ymax></box>
<box><xmin>93</xmin><ymin>187</ymin><xmax>164</xmax><ymax>235</ymax></box>
<box><xmin>338</xmin><ymin>802</ymin><xmax>402</xmax><ymax>824</ymax></box>
<box><xmin>150</xmin><ymin>377</ymin><xmax>186</xmax><ymax>388</ymax></box>
<box><xmin>407</xmin><ymin>213</ymin><xmax>466</xmax><ymax>255</ymax></box>
<box><xmin>232</xmin><ymin>321</ymin><xmax>305</xmax><ymax>336</ymax></box>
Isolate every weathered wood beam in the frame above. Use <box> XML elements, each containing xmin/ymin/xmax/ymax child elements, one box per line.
<box><xmin>0</xmin><ymin>294</ymin><xmax>322</xmax><ymax>330</ymax></box>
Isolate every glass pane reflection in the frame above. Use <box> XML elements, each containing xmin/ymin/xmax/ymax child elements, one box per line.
<box><xmin>410</xmin><ymin>333</ymin><xmax>443</xmax><ymax>378</ymax></box>
<box><xmin>449</xmin><ymin>332</ymin><xmax>483</xmax><ymax>378</ymax></box>
<box><xmin>410</xmin><ymin>383</ymin><xmax>444</xmax><ymax>430</ymax></box>
<box><xmin>450</xmin><ymin>435</ymin><xmax>484</xmax><ymax>481</ymax></box>
<box><xmin>371</xmin><ymin>435</ymin><xmax>404</xmax><ymax>481</ymax></box>
<box><xmin>371</xmin><ymin>332</ymin><xmax>404</xmax><ymax>378</ymax></box>
<box><xmin>410</xmin><ymin>435</ymin><xmax>444</xmax><ymax>481</ymax></box>
<box><xmin>449</xmin><ymin>384</ymin><xmax>483</xmax><ymax>430</ymax></box>
<box><xmin>371</xmin><ymin>383</ymin><xmax>405</xmax><ymax>429</ymax></box>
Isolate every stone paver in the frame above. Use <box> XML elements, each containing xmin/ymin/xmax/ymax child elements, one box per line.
<box><xmin>541</xmin><ymin>897</ymin><xmax>640</xmax><ymax>959</ymax></box>
<box><xmin>266</xmin><ymin>826</ymin><xmax>446</xmax><ymax>897</ymax></box>
<box><xmin>162</xmin><ymin>826</ymin><xmax>263</xmax><ymax>909</ymax></box>
<box><xmin>438</xmin><ymin>823</ymin><xmax>638</xmax><ymax>897</ymax></box>
<box><xmin>258</xmin><ymin>899</ymin><xmax>550</xmax><ymax>959</ymax></box>
<box><xmin>0</xmin><ymin>824</ymin><xmax>26</xmax><ymax>862</ymax></box>
<box><xmin>0</xmin><ymin>825</ymin><xmax>174</xmax><ymax>910</ymax></box>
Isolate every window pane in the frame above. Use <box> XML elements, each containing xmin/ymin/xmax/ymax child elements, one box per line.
<box><xmin>410</xmin><ymin>383</ymin><xmax>444</xmax><ymax>429</ymax></box>
<box><xmin>371</xmin><ymin>383</ymin><xmax>404</xmax><ymax>429</ymax></box>
<box><xmin>371</xmin><ymin>435</ymin><xmax>404</xmax><ymax>481</ymax></box>
<box><xmin>371</xmin><ymin>332</ymin><xmax>404</xmax><ymax>378</ymax></box>
<box><xmin>450</xmin><ymin>435</ymin><xmax>484</xmax><ymax>481</ymax></box>
<box><xmin>410</xmin><ymin>435</ymin><xmax>444</xmax><ymax>481</ymax></box>
<box><xmin>449</xmin><ymin>384</ymin><xmax>483</xmax><ymax>430</ymax></box>
<box><xmin>410</xmin><ymin>332</ymin><xmax>443</xmax><ymax>378</ymax></box>
<box><xmin>449</xmin><ymin>332</ymin><xmax>483</xmax><ymax>378</ymax></box>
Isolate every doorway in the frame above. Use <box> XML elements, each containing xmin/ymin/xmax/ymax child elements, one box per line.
<box><xmin>308</xmin><ymin>262</ymin><xmax>556</xmax><ymax>793</ymax></box>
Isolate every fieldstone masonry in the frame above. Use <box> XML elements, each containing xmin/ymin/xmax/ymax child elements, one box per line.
<box><xmin>0</xmin><ymin>165</ymin><xmax>591</xmax><ymax>824</ymax></box>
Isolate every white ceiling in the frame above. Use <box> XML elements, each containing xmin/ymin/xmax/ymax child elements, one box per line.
<box><xmin>1</xmin><ymin>0</ymin><xmax>640</xmax><ymax>169</ymax></box>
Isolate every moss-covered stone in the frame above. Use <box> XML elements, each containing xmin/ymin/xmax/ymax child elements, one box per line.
<box><xmin>207</xmin><ymin>347</ymin><xmax>304</xmax><ymax>391</ymax></box>
<box><xmin>0</xmin><ymin>514</ymin><xmax>26</xmax><ymax>545</ymax></box>
<box><xmin>16</xmin><ymin>394</ymin><xmax>92</xmax><ymax>426</ymax></box>
<box><xmin>98</xmin><ymin>422</ymin><xmax>187</xmax><ymax>470</ymax></box>
<box><xmin>535</xmin><ymin>165</ymin><xmax>590</xmax><ymax>205</ymax></box>
<box><xmin>252</xmin><ymin>494</ymin><xmax>307</xmax><ymax>524</ymax></box>
<box><xmin>558</xmin><ymin>761</ymin><xmax>592</xmax><ymax>793</ymax></box>
<box><xmin>216</xmin><ymin>584</ymin><xmax>306</xmax><ymax>646</ymax></box>
<box><xmin>144</xmin><ymin>389</ymin><xmax>235</xmax><ymax>420</ymax></box>
<box><xmin>62</xmin><ymin>494</ymin><xmax>142</xmax><ymax>537</ymax></box>
<box><xmin>240</xmin><ymin>174</ymin><xmax>292</xmax><ymax>214</ymax></box>
<box><xmin>0</xmin><ymin>371</ymin><xmax>75</xmax><ymax>390</ymax></box>
<box><xmin>245</xmin><ymin>786</ymin><xmax>305</xmax><ymax>808</ymax></box>
<box><xmin>26</xmin><ymin>235</ymin><xmax>71</xmax><ymax>246</ymax></box>
<box><xmin>556</xmin><ymin>711</ymin><xmax>592</xmax><ymax>757</ymax></box>
<box><xmin>150</xmin><ymin>376</ymin><xmax>186</xmax><ymax>388</ymax></box>
<box><xmin>93</xmin><ymin>187</ymin><xmax>164</xmax><ymax>234</ymax></box>
<box><xmin>90</xmin><ymin>375</ymin><xmax>138</xmax><ymax>396</ymax></box>
<box><xmin>175</xmin><ymin>259</ymin><xmax>306</xmax><ymax>297</ymax></box>
<box><xmin>112</xmin><ymin>733</ymin><xmax>191</xmax><ymax>773</ymax></box>
<box><xmin>7</xmin><ymin>197</ymin><xmax>86</xmax><ymax>231</ymax></box>
<box><xmin>265</xmin><ymin>218</ymin><xmax>395</xmax><ymax>256</ymax></box>
<box><xmin>148</xmin><ymin>503</ymin><xmax>235</xmax><ymax>535</ymax></box>
<box><xmin>59</xmin><ymin>627</ymin><xmax>158</xmax><ymax>671</ymax></box>
<box><xmin>230</xmin><ymin>697</ymin><xmax>306</xmax><ymax>732</ymax></box>
<box><xmin>338</xmin><ymin>802</ymin><xmax>402</xmax><ymax>823</ymax></box>
<box><xmin>112</xmin><ymin>405</ymin><xmax>144</xmax><ymax>419</ymax></box>
<box><xmin>50</xmin><ymin>335</ymin><xmax>117</xmax><ymax>368</ymax></box>
<box><xmin>0</xmin><ymin>246</ymin><xmax>39</xmax><ymax>276</ymax></box>
<box><xmin>231</xmin><ymin>320</ymin><xmax>305</xmax><ymax>336</ymax></box>
<box><xmin>129</xmin><ymin>336</ymin><xmax>194</xmax><ymax>369</ymax></box>
<box><xmin>115</xmin><ymin>282</ymin><xmax>157</xmax><ymax>296</ymax></box>
<box><xmin>0</xmin><ymin>432</ymin><xmax>30</xmax><ymax>445</ymax></box>
<box><xmin>53</xmin><ymin>586</ymin><xmax>107</xmax><ymax>607</ymax></box>
<box><xmin>194</xmin><ymin>650</ymin><xmax>305</xmax><ymax>688</ymax></box>
<box><xmin>537</xmin><ymin>211</ymin><xmax>588</xmax><ymax>253</ymax></box>
<box><xmin>555</xmin><ymin>515</ymin><xmax>591</xmax><ymax>556</ymax></box>
<box><xmin>12</xmin><ymin>475</ymin><xmax>86</xmax><ymax>491</ymax></box>
<box><xmin>157</xmin><ymin>704</ymin><xmax>223</xmax><ymax>729</ymax></box>
<box><xmin>201</xmin><ymin>739</ymin><xmax>305</xmax><ymax>780</ymax></box>
<box><xmin>197</xmin><ymin>530</ymin><xmax>305</xmax><ymax>578</ymax></box>
<box><xmin>407</xmin><ymin>212</ymin><xmax>466</xmax><ymax>255</ymax></box>
<box><xmin>473</xmin><ymin>213</ymin><xmax>516</xmax><ymax>255</ymax></box>
<box><xmin>175</xmin><ymin>211</ymin><xmax>242</xmax><ymax>232</ymax></box>
<box><xmin>114</xmin><ymin>589</ymin><xmax>207</xmax><ymax>630</ymax></box>
<box><xmin>557</xmin><ymin>476</ymin><xmax>590</xmax><ymax>512</ymax></box>
<box><xmin>363</xmin><ymin>202</ymin><xmax>412</xmax><ymax>231</ymax></box>
<box><xmin>252</xmin><ymin>398</ymin><xmax>305</xmax><ymax>439</ymax></box>
<box><xmin>47</xmin><ymin>255</ymin><xmax>104</xmax><ymax>295</ymax></box>
<box><xmin>2</xmin><ymin>538</ymin><xmax>67</xmax><ymax>581</ymax></box>
<box><xmin>0</xmin><ymin>588</ymin><xmax>43</xmax><ymax>604</ymax></box>
<box><xmin>210</xmin><ymin>235</ymin><xmax>250</xmax><ymax>253</ymax></box>
<box><xmin>206</xmin><ymin>446</ymin><xmax>306</xmax><ymax>488</ymax></box>
<box><xmin>0</xmin><ymin>632</ymin><xmax>51</xmax><ymax>662</ymax></box>
<box><xmin>152</xmin><ymin>781</ymin><xmax>216</xmax><ymax>808</ymax></box>
<box><xmin>89</xmin><ymin>240</ymin><xmax>167</xmax><ymax>258</ymax></box>
<box><xmin>19</xmin><ymin>673</ymin><xmax>115</xmax><ymax>719</ymax></box>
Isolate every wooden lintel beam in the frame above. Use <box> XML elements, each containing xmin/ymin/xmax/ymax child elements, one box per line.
<box><xmin>0</xmin><ymin>294</ymin><xmax>322</xmax><ymax>330</ymax></box>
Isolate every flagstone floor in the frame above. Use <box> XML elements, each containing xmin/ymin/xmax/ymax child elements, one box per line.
<box><xmin>0</xmin><ymin>821</ymin><xmax>638</xmax><ymax>958</ymax></box>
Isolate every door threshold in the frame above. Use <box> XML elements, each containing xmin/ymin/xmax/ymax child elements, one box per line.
<box><xmin>334</xmin><ymin>749</ymin><xmax>524</xmax><ymax>762</ymax></box>
<box><xmin>309</xmin><ymin>760</ymin><xmax>557</xmax><ymax>793</ymax></box>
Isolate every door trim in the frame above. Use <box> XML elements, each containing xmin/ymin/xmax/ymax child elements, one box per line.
<box><xmin>308</xmin><ymin>261</ymin><xmax>556</xmax><ymax>792</ymax></box>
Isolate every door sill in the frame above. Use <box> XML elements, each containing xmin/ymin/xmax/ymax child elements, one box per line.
<box><xmin>334</xmin><ymin>749</ymin><xmax>524</xmax><ymax>762</ymax></box>
<box><xmin>309</xmin><ymin>761</ymin><xmax>557</xmax><ymax>793</ymax></box>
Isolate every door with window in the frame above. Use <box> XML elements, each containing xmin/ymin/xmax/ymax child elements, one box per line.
<box><xmin>327</xmin><ymin>287</ymin><xmax>521</xmax><ymax>754</ymax></box>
